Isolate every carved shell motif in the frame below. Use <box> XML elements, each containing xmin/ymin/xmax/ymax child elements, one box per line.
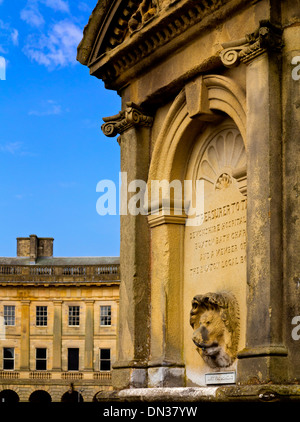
<box><xmin>198</xmin><ymin>128</ymin><xmax>247</xmax><ymax>195</ymax></box>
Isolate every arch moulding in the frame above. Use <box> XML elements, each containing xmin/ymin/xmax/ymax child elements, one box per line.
<box><xmin>147</xmin><ymin>74</ymin><xmax>246</xmax><ymax>189</ymax></box>
<box><xmin>145</xmin><ymin>74</ymin><xmax>247</xmax><ymax>388</ymax></box>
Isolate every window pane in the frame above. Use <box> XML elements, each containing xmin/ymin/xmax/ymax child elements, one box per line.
<box><xmin>4</xmin><ymin>305</ymin><xmax>15</xmax><ymax>326</ymax></box>
<box><xmin>36</xmin><ymin>348</ymin><xmax>47</xmax><ymax>359</ymax></box>
<box><xmin>100</xmin><ymin>306</ymin><xmax>111</xmax><ymax>326</ymax></box>
<box><xmin>36</xmin><ymin>360</ymin><xmax>47</xmax><ymax>370</ymax></box>
<box><xmin>3</xmin><ymin>347</ymin><xmax>14</xmax><ymax>370</ymax></box>
<box><xmin>100</xmin><ymin>348</ymin><xmax>111</xmax><ymax>371</ymax></box>
<box><xmin>100</xmin><ymin>349</ymin><xmax>110</xmax><ymax>360</ymax></box>
<box><xmin>68</xmin><ymin>306</ymin><xmax>80</xmax><ymax>326</ymax></box>
<box><xmin>68</xmin><ymin>348</ymin><xmax>79</xmax><ymax>371</ymax></box>
<box><xmin>100</xmin><ymin>360</ymin><xmax>111</xmax><ymax>371</ymax></box>
<box><xmin>3</xmin><ymin>359</ymin><xmax>14</xmax><ymax>370</ymax></box>
<box><xmin>36</xmin><ymin>306</ymin><xmax>47</xmax><ymax>326</ymax></box>
<box><xmin>35</xmin><ymin>348</ymin><xmax>47</xmax><ymax>370</ymax></box>
<box><xmin>3</xmin><ymin>348</ymin><xmax>14</xmax><ymax>359</ymax></box>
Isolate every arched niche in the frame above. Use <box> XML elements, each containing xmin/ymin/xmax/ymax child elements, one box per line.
<box><xmin>146</xmin><ymin>74</ymin><xmax>247</xmax><ymax>387</ymax></box>
<box><xmin>184</xmin><ymin>119</ymin><xmax>247</xmax><ymax>386</ymax></box>
<box><xmin>147</xmin><ymin>74</ymin><xmax>246</xmax><ymax>187</ymax></box>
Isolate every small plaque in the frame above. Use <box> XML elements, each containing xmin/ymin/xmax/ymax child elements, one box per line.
<box><xmin>205</xmin><ymin>371</ymin><xmax>236</xmax><ymax>385</ymax></box>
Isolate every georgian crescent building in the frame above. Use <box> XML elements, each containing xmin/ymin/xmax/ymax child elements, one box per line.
<box><xmin>0</xmin><ymin>235</ymin><xmax>120</xmax><ymax>402</ymax></box>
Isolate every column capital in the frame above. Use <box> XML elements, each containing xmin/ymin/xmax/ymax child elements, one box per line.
<box><xmin>220</xmin><ymin>20</ymin><xmax>282</xmax><ymax>68</ymax></box>
<box><xmin>101</xmin><ymin>102</ymin><xmax>153</xmax><ymax>137</ymax></box>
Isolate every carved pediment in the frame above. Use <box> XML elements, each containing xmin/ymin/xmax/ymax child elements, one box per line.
<box><xmin>77</xmin><ymin>0</ymin><xmax>231</xmax><ymax>87</ymax></box>
<box><xmin>77</xmin><ymin>0</ymin><xmax>164</xmax><ymax>66</ymax></box>
<box><xmin>94</xmin><ymin>0</ymin><xmax>159</xmax><ymax>58</ymax></box>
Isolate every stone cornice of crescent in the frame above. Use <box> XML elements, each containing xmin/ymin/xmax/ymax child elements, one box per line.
<box><xmin>87</xmin><ymin>0</ymin><xmax>251</xmax><ymax>90</ymax></box>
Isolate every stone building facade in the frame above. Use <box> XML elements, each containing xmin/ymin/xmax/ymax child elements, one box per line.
<box><xmin>0</xmin><ymin>235</ymin><xmax>120</xmax><ymax>402</ymax></box>
<box><xmin>77</xmin><ymin>0</ymin><xmax>300</xmax><ymax>402</ymax></box>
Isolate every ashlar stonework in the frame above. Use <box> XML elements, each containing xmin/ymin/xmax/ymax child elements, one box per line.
<box><xmin>77</xmin><ymin>0</ymin><xmax>300</xmax><ymax>402</ymax></box>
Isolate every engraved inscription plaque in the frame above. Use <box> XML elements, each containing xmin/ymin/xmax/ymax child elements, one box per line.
<box><xmin>184</xmin><ymin>123</ymin><xmax>247</xmax><ymax>386</ymax></box>
<box><xmin>188</xmin><ymin>194</ymin><xmax>247</xmax><ymax>278</ymax></box>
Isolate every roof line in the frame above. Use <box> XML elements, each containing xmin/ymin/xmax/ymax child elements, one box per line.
<box><xmin>77</xmin><ymin>0</ymin><xmax>114</xmax><ymax>65</ymax></box>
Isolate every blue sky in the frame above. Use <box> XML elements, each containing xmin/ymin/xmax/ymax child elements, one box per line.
<box><xmin>0</xmin><ymin>0</ymin><xmax>121</xmax><ymax>257</ymax></box>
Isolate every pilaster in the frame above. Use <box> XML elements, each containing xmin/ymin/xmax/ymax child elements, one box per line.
<box><xmin>20</xmin><ymin>300</ymin><xmax>30</xmax><ymax>371</ymax></box>
<box><xmin>84</xmin><ymin>300</ymin><xmax>94</xmax><ymax>371</ymax></box>
<box><xmin>147</xmin><ymin>203</ymin><xmax>186</xmax><ymax>387</ymax></box>
<box><xmin>102</xmin><ymin>103</ymin><xmax>152</xmax><ymax>389</ymax></box>
<box><xmin>52</xmin><ymin>300</ymin><xmax>62</xmax><ymax>371</ymax></box>
<box><xmin>220</xmin><ymin>21</ymin><xmax>288</xmax><ymax>384</ymax></box>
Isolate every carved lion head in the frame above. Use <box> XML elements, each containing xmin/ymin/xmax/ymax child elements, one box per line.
<box><xmin>190</xmin><ymin>291</ymin><xmax>239</xmax><ymax>369</ymax></box>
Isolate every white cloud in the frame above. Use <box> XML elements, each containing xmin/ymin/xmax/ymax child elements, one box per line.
<box><xmin>20</xmin><ymin>0</ymin><xmax>69</xmax><ymax>27</ymax></box>
<box><xmin>24</xmin><ymin>20</ymin><xmax>82</xmax><ymax>68</ymax></box>
<box><xmin>0</xmin><ymin>19</ymin><xmax>8</xmax><ymax>30</ymax></box>
<box><xmin>0</xmin><ymin>142</ymin><xmax>23</xmax><ymax>154</ymax></box>
<box><xmin>77</xmin><ymin>2</ymin><xmax>91</xmax><ymax>12</ymax></box>
<box><xmin>20</xmin><ymin>3</ymin><xmax>45</xmax><ymax>28</ymax></box>
<box><xmin>11</xmin><ymin>29</ymin><xmax>19</xmax><ymax>46</ymax></box>
<box><xmin>28</xmin><ymin>99</ymin><xmax>63</xmax><ymax>116</ymax></box>
<box><xmin>41</xmin><ymin>0</ymin><xmax>69</xmax><ymax>13</ymax></box>
<box><xmin>0</xmin><ymin>19</ymin><xmax>18</xmax><ymax>49</ymax></box>
<box><xmin>0</xmin><ymin>141</ymin><xmax>37</xmax><ymax>157</ymax></box>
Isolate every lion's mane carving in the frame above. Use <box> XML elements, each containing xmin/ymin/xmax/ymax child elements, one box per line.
<box><xmin>189</xmin><ymin>291</ymin><xmax>239</xmax><ymax>369</ymax></box>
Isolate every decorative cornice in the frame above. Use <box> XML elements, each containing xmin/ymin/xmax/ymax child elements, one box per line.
<box><xmin>88</xmin><ymin>0</ymin><xmax>230</xmax><ymax>86</ymax></box>
<box><xmin>101</xmin><ymin>102</ymin><xmax>153</xmax><ymax>137</ymax></box>
<box><xmin>128</xmin><ymin>0</ymin><xmax>158</xmax><ymax>34</ymax></box>
<box><xmin>220</xmin><ymin>20</ymin><xmax>282</xmax><ymax>68</ymax></box>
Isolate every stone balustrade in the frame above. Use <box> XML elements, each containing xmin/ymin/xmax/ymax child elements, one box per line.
<box><xmin>0</xmin><ymin>370</ymin><xmax>111</xmax><ymax>383</ymax></box>
<box><xmin>0</xmin><ymin>264</ymin><xmax>120</xmax><ymax>283</ymax></box>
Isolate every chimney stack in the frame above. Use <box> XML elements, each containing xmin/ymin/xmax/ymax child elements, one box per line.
<box><xmin>17</xmin><ymin>235</ymin><xmax>54</xmax><ymax>262</ymax></box>
<box><xmin>30</xmin><ymin>234</ymin><xmax>38</xmax><ymax>263</ymax></box>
